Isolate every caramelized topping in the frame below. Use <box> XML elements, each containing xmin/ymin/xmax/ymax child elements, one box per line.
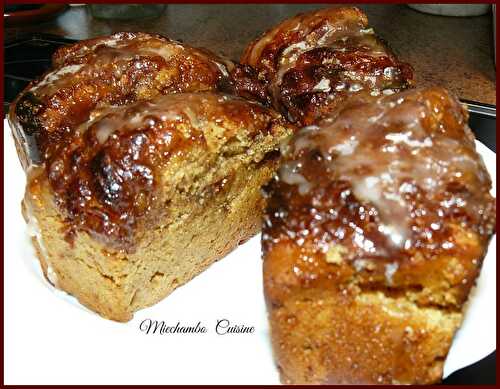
<box><xmin>46</xmin><ymin>93</ymin><xmax>282</xmax><ymax>251</ymax></box>
<box><xmin>12</xmin><ymin>32</ymin><xmax>268</xmax><ymax>167</ymax></box>
<box><xmin>9</xmin><ymin>33</ymin><xmax>291</xmax><ymax>251</ymax></box>
<box><xmin>242</xmin><ymin>7</ymin><xmax>414</xmax><ymax>125</ymax></box>
<box><xmin>263</xmin><ymin>87</ymin><xmax>496</xmax><ymax>266</ymax></box>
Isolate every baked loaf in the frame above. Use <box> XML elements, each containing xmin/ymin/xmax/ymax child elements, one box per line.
<box><xmin>242</xmin><ymin>7</ymin><xmax>414</xmax><ymax>126</ymax></box>
<box><xmin>12</xmin><ymin>32</ymin><xmax>269</xmax><ymax>169</ymax></box>
<box><xmin>10</xmin><ymin>34</ymin><xmax>293</xmax><ymax>321</ymax></box>
<box><xmin>262</xmin><ymin>87</ymin><xmax>496</xmax><ymax>384</ymax></box>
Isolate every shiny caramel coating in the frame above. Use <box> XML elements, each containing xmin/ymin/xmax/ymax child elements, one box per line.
<box><xmin>242</xmin><ymin>7</ymin><xmax>414</xmax><ymax>126</ymax></box>
<box><xmin>11</xmin><ymin>32</ymin><xmax>268</xmax><ymax>168</ymax></box>
<box><xmin>44</xmin><ymin>92</ymin><xmax>289</xmax><ymax>251</ymax></box>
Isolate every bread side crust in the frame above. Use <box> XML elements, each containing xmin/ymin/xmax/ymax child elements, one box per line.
<box><xmin>262</xmin><ymin>235</ymin><xmax>489</xmax><ymax>384</ymax></box>
<box><xmin>25</xmin><ymin>152</ymin><xmax>280</xmax><ymax>321</ymax></box>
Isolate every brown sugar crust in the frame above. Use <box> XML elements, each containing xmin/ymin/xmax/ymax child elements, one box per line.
<box><xmin>46</xmin><ymin>92</ymin><xmax>288</xmax><ymax>252</ymax></box>
<box><xmin>242</xmin><ymin>7</ymin><xmax>414</xmax><ymax>126</ymax></box>
<box><xmin>11</xmin><ymin>32</ymin><xmax>268</xmax><ymax>168</ymax></box>
<box><xmin>262</xmin><ymin>87</ymin><xmax>496</xmax><ymax>384</ymax></box>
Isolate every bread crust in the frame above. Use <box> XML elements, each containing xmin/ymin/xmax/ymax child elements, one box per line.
<box><xmin>9</xmin><ymin>32</ymin><xmax>269</xmax><ymax>169</ymax></box>
<box><xmin>262</xmin><ymin>87</ymin><xmax>495</xmax><ymax>384</ymax></box>
<box><xmin>242</xmin><ymin>7</ymin><xmax>414</xmax><ymax>126</ymax></box>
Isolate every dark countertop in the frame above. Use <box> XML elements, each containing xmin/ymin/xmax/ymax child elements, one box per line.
<box><xmin>5</xmin><ymin>4</ymin><xmax>496</xmax><ymax>105</ymax></box>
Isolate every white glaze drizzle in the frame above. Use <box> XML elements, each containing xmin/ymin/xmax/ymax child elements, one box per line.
<box><xmin>279</xmin><ymin>88</ymin><xmax>491</xmax><ymax>253</ymax></box>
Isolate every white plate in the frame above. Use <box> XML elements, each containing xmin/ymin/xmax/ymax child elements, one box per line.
<box><xmin>4</xmin><ymin>119</ymin><xmax>496</xmax><ymax>384</ymax></box>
